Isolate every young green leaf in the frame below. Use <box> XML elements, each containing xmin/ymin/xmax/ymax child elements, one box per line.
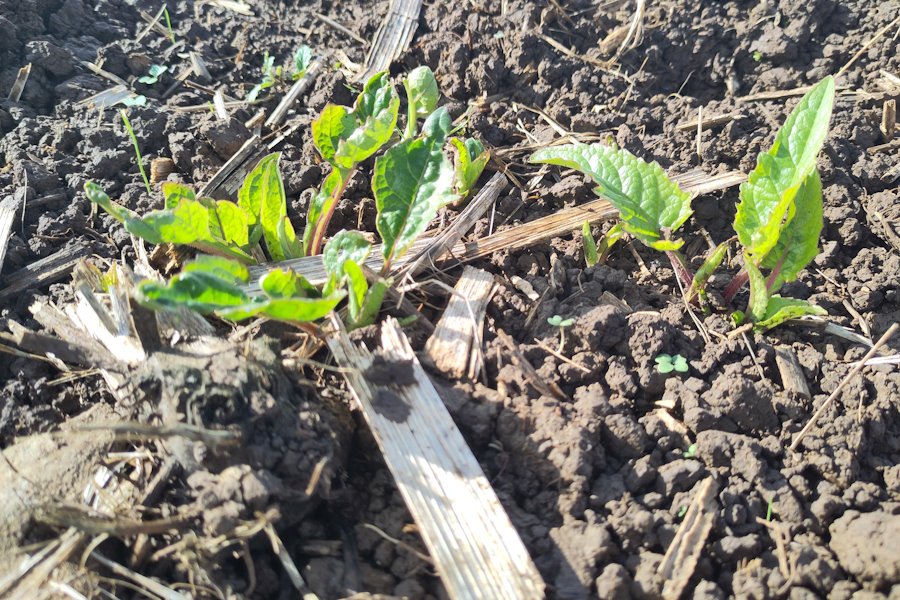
<box><xmin>734</xmin><ymin>76</ymin><xmax>834</xmax><ymax>260</ymax></box>
<box><xmin>753</xmin><ymin>296</ymin><xmax>827</xmax><ymax>331</ymax></box>
<box><xmin>597</xmin><ymin>222</ymin><xmax>625</xmax><ymax>264</ymax></box>
<box><xmin>259</xmin><ymin>268</ymin><xmax>317</xmax><ymax>299</ymax></box>
<box><xmin>218</xmin><ymin>292</ymin><xmax>344</xmax><ymax>322</ymax></box>
<box><xmin>137</xmin><ymin>260</ymin><xmax>250</xmax><ymax>313</ymax></box>
<box><xmin>85</xmin><ymin>182</ymin><xmax>255</xmax><ymax>263</ymax></box>
<box><xmin>342</xmin><ymin>259</ymin><xmax>370</xmax><ymax>321</ymax></box>
<box><xmin>374</xmin><ymin>108</ymin><xmax>458</xmax><ymax>268</ymax></box>
<box><xmin>312</xmin><ymin>105</ymin><xmax>358</xmax><ymax>164</ymax></box>
<box><xmin>405</xmin><ymin>66</ymin><xmax>439</xmax><ymax>119</ymax></box>
<box><xmin>293</xmin><ymin>45</ymin><xmax>313</xmax><ymax>79</ymax></box>
<box><xmin>242</xmin><ymin>152</ymin><xmax>298</xmax><ymax>261</ymax></box>
<box><xmin>530</xmin><ymin>143</ymin><xmax>693</xmax><ymax>250</ymax></box>
<box><xmin>351</xmin><ymin>271</ymin><xmax>390</xmax><ymax>328</ymax></box>
<box><xmin>323</xmin><ymin>230</ymin><xmax>372</xmax><ymax>281</ymax></box>
<box><xmin>582</xmin><ymin>221</ymin><xmax>599</xmax><ymax>267</ymax></box>
<box><xmin>334</xmin><ymin>72</ymin><xmax>400</xmax><ymax>169</ymax></box>
<box><xmin>162</xmin><ymin>182</ymin><xmax>196</xmax><ymax>209</ymax></box>
<box><xmin>759</xmin><ymin>169</ymin><xmax>823</xmax><ymax>294</ymax></box>
<box><xmin>450</xmin><ymin>137</ymin><xmax>490</xmax><ymax>198</ymax></box>
<box><xmin>182</xmin><ymin>255</ymin><xmax>250</xmax><ymax>282</ymax></box>
<box><xmin>138</xmin><ymin>64</ymin><xmax>167</xmax><ymax>85</ymax></box>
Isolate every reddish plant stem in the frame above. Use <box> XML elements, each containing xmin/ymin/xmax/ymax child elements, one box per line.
<box><xmin>665</xmin><ymin>250</ymin><xmax>695</xmax><ymax>293</ymax></box>
<box><xmin>723</xmin><ymin>269</ymin><xmax>749</xmax><ymax>304</ymax></box>
<box><xmin>309</xmin><ymin>173</ymin><xmax>351</xmax><ymax>256</ymax></box>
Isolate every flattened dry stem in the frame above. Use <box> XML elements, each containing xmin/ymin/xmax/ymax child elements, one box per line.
<box><xmin>423</xmin><ymin>267</ymin><xmax>496</xmax><ymax>379</ymax></box>
<box><xmin>327</xmin><ymin>317</ymin><xmax>545</xmax><ymax>600</ymax></box>
<box><xmin>658</xmin><ymin>477</ymin><xmax>719</xmax><ymax>600</ymax></box>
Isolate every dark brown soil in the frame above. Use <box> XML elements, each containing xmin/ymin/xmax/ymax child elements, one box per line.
<box><xmin>1</xmin><ymin>0</ymin><xmax>898</xmax><ymax>598</ymax></box>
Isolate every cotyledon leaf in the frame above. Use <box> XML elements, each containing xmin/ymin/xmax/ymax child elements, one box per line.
<box><xmin>753</xmin><ymin>296</ymin><xmax>827</xmax><ymax>331</ymax></box>
<box><xmin>529</xmin><ymin>142</ymin><xmax>693</xmax><ymax>250</ymax></box>
<box><xmin>734</xmin><ymin>76</ymin><xmax>834</xmax><ymax>260</ymax></box>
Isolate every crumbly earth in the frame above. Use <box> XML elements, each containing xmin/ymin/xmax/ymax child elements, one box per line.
<box><xmin>1</xmin><ymin>0</ymin><xmax>898</xmax><ymax>598</ymax></box>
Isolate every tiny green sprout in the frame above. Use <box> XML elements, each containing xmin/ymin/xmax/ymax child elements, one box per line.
<box><xmin>548</xmin><ymin>315</ymin><xmax>575</xmax><ymax>351</ymax></box>
<box><xmin>163</xmin><ymin>8</ymin><xmax>175</xmax><ymax>43</ymax></box>
<box><xmin>293</xmin><ymin>45</ymin><xmax>313</xmax><ymax>80</ymax></box>
<box><xmin>752</xmin><ymin>50</ymin><xmax>763</xmax><ymax>62</ymax></box>
<box><xmin>547</xmin><ymin>315</ymin><xmax>574</xmax><ymax>328</ymax></box>
<box><xmin>655</xmin><ymin>353</ymin><xmax>688</xmax><ymax>374</ymax></box>
<box><xmin>766</xmin><ymin>497</ymin><xmax>775</xmax><ymax>522</ymax></box>
<box><xmin>120</xmin><ymin>110</ymin><xmax>152</xmax><ymax>196</ymax></box>
<box><xmin>683</xmin><ymin>443</ymin><xmax>698</xmax><ymax>459</ymax></box>
<box><xmin>677</xmin><ymin>505</ymin><xmax>688</xmax><ymax>519</ymax></box>
<box><xmin>138</xmin><ymin>64</ymin><xmax>167</xmax><ymax>85</ymax></box>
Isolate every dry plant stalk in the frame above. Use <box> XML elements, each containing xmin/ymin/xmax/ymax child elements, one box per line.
<box><xmin>424</xmin><ymin>267</ymin><xmax>496</xmax><ymax>379</ymax></box>
<box><xmin>327</xmin><ymin>317</ymin><xmax>545</xmax><ymax>600</ymax></box>
<box><xmin>658</xmin><ymin>477</ymin><xmax>719</xmax><ymax>600</ymax></box>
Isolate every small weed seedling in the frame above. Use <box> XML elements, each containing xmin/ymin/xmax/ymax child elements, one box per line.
<box><xmin>547</xmin><ymin>315</ymin><xmax>575</xmax><ymax>351</ymax></box>
<box><xmin>120</xmin><ymin>110</ymin><xmax>152</xmax><ymax>196</ymax></box>
<box><xmin>138</xmin><ymin>64</ymin><xmax>168</xmax><ymax>85</ymax></box>
<box><xmin>246</xmin><ymin>45</ymin><xmax>313</xmax><ymax>103</ymax></box>
<box><xmin>531</xmin><ymin>76</ymin><xmax>835</xmax><ymax>332</ymax></box>
<box><xmin>163</xmin><ymin>7</ymin><xmax>175</xmax><ymax>43</ymax></box>
<box><xmin>655</xmin><ymin>353</ymin><xmax>688</xmax><ymax>374</ymax></box>
<box><xmin>683</xmin><ymin>443</ymin><xmax>698</xmax><ymax>459</ymax></box>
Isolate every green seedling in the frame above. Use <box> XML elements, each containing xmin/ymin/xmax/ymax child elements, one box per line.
<box><xmin>766</xmin><ymin>497</ymin><xmax>775</xmax><ymax>521</ymax></box>
<box><xmin>246</xmin><ymin>46</ymin><xmax>313</xmax><ymax>103</ymax></box>
<box><xmin>85</xmin><ymin>152</ymin><xmax>300</xmax><ymax>263</ymax></box>
<box><xmin>137</xmin><ymin>255</ymin><xmax>344</xmax><ymax>325</ymax></box>
<box><xmin>292</xmin><ymin>45</ymin><xmax>313</xmax><ymax>80</ymax></box>
<box><xmin>655</xmin><ymin>353</ymin><xmax>688</xmax><ymax>374</ymax></box>
<box><xmin>449</xmin><ymin>136</ymin><xmax>489</xmax><ymax>199</ymax></box>
<box><xmin>322</xmin><ymin>230</ymin><xmax>390</xmax><ymax>328</ymax></box>
<box><xmin>138</xmin><ymin>64</ymin><xmax>167</xmax><ymax>85</ymax></box>
<box><xmin>683</xmin><ymin>443</ymin><xmax>698</xmax><ymax>459</ymax></box>
<box><xmin>163</xmin><ymin>8</ymin><xmax>175</xmax><ymax>43</ymax></box>
<box><xmin>582</xmin><ymin>221</ymin><xmax>599</xmax><ymax>267</ymax></box>
<box><xmin>752</xmin><ymin>50</ymin><xmax>763</xmax><ymax>62</ymax></box>
<box><xmin>403</xmin><ymin>66</ymin><xmax>439</xmax><ymax>139</ymax></box>
<box><xmin>119</xmin><ymin>95</ymin><xmax>147</xmax><ymax>107</ymax></box>
<box><xmin>547</xmin><ymin>314</ymin><xmax>575</xmax><ymax>350</ymax></box>
<box><xmin>530</xmin><ymin>76</ymin><xmax>835</xmax><ymax>332</ymax></box>
<box><xmin>120</xmin><ymin>110</ymin><xmax>152</xmax><ymax>196</ymax></box>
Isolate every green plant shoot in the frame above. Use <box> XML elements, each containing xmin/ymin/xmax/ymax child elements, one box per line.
<box><xmin>403</xmin><ymin>66</ymin><xmax>439</xmax><ymax>139</ymax></box>
<box><xmin>655</xmin><ymin>354</ymin><xmax>688</xmax><ymax>374</ymax></box>
<box><xmin>449</xmin><ymin>137</ymin><xmax>489</xmax><ymax>199</ymax></box>
<box><xmin>138</xmin><ymin>64</ymin><xmax>167</xmax><ymax>85</ymax></box>
<box><xmin>582</xmin><ymin>221</ymin><xmax>598</xmax><ymax>267</ymax></box>
<box><xmin>120</xmin><ymin>110</ymin><xmax>152</xmax><ymax>196</ymax></box>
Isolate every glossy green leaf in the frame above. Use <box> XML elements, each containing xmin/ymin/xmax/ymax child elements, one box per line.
<box><xmin>277</xmin><ymin>215</ymin><xmax>303</xmax><ymax>259</ymax></box>
<box><xmin>323</xmin><ymin>230</ymin><xmax>372</xmax><ymax>280</ymax></box>
<box><xmin>218</xmin><ymin>292</ymin><xmax>344</xmax><ymax>322</ymax></box>
<box><xmin>530</xmin><ymin>142</ymin><xmax>693</xmax><ymax>250</ymax></box>
<box><xmin>760</xmin><ymin>169</ymin><xmax>823</xmax><ymax>294</ymax></box>
<box><xmin>450</xmin><ymin>137</ymin><xmax>489</xmax><ymax>198</ymax></box>
<box><xmin>343</xmin><ymin>259</ymin><xmax>369</xmax><ymax>321</ymax></box>
<box><xmin>136</xmin><ymin>270</ymin><xmax>249</xmax><ymax>313</ymax></box>
<box><xmin>753</xmin><ymin>296</ymin><xmax>827</xmax><ymax>331</ymax></box>
<box><xmin>352</xmin><ymin>274</ymin><xmax>390</xmax><ymax>329</ymax></box>
<box><xmin>182</xmin><ymin>255</ymin><xmax>250</xmax><ymax>282</ymax></box>
<box><xmin>582</xmin><ymin>221</ymin><xmax>598</xmax><ymax>267</ymax></box>
<box><xmin>334</xmin><ymin>72</ymin><xmax>400</xmax><ymax>169</ymax></box>
<box><xmin>85</xmin><ymin>182</ymin><xmax>254</xmax><ymax>263</ymax></box>
<box><xmin>405</xmin><ymin>66</ymin><xmax>439</xmax><ymax>118</ymax></box>
<box><xmin>734</xmin><ymin>77</ymin><xmax>834</xmax><ymax>260</ymax></box>
<box><xmin>162</xmin><ymin>182</ymin><xmax>196</xmax><ymax>209</ymax></box>
<box><xmin>312</xmin><ymin>105</ymin><xmax>357</xmax><ymax>164</ymax></box>
<box><xmin>260</xmin><ymin>268</ymin><xmax>316</xmax><ymax>298</ymax></box>
<box><xmin>375</xmin><ymin>108</ymin><xmax>458</xmax><ymax>265</ymax></box>
<box><xmin>211</xmin><ymin>200</ymin><xmax>251</xmax><ymax>248</ymax></box>
<box><xmin>242</xmin><ymin>153</ymin><xmax>293</xmax><ymax>261</ymax></box>
<box><xmin>597</xmin><ymin>221</ymin><xmax>625</xmax><ymax>264</ymax></box>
